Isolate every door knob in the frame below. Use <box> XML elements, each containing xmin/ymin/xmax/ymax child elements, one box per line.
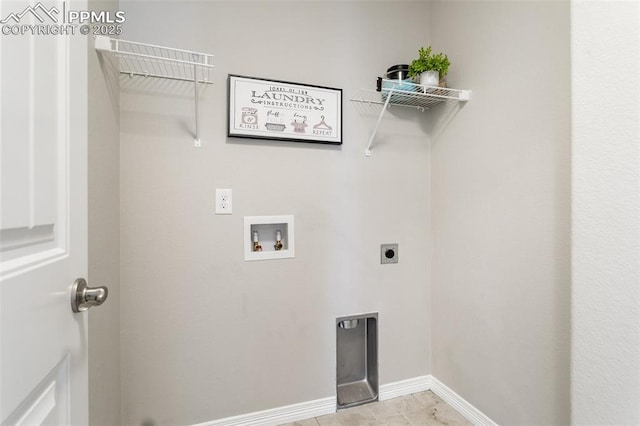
<box><xmin>71</xmin><ymin>278</ymin><xmax>109</xmax><ymax>313</ymax></box>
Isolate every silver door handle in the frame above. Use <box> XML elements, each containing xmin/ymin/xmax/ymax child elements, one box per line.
<box><xmin>71</xmin><ymin>278</ymin><xmax>109</xmax><ymax>313</ymax></box>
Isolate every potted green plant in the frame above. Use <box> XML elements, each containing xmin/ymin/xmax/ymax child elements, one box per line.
<box><xmin>408</xmin><ymin>46</ymin><xmax>451</xmax><ymax>89</ymax></box>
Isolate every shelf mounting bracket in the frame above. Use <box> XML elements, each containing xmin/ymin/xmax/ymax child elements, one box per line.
<box><xmin>193</xmin><ymin>55</ymin><xmax>201</xmax><ymax>148</ymax></box>
<box><xmin>365</xmin><ymin>88</ymin><xmax>394</xmax><ymax>157</ymax></box>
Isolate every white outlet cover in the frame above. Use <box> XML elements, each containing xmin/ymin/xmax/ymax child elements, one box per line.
<box><xmin>216</xmin><ymin>188</ymin><xmax>232</xmax><ymax>214</ymax></box>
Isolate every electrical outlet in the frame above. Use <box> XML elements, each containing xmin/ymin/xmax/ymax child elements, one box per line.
<box><xmin>215</xmin><ymin>189</ymin><xmax>232</xmax><ymax>214</ymax></box>
<box><xmin>380</xmin><ymin>243</ymin><xmax>398</xmax><ymax>264</ymax></box>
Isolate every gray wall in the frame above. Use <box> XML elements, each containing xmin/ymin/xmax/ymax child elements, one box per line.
<box><xmin>87</xmin><ymin>1</ymin><xmax>121</xmax><ymax>424</ymax></box>
<box><xmin>119</xmin><ymin>2</ymin><xmax>431</xmax><ymax>424</ymax></box>
<box><xmin>429</xmin><ymin>1</ymin><xmax>571</xmax><ymax>424</ymax></box>
<box><xmin>571</xmin><ymin>1</ymin><xmax>640</xmax><ymax>423</ymax></box>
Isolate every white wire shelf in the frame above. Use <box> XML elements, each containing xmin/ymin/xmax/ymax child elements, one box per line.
<box><xmin>351</xmin><ymin>78</ymin><xmax>470</xmax><ymax>156</ymax></box>
<box><xmin>94</xmin><ymin>35</ymin><xmax>214</xmax><ymax>84</ymax></box>
<box><xmin>94</xmin><ymin>36</ymin><xmax>215</xmax><ymax>147</ymax></box>
<box><xmin>351</xmin><ymin>78</ymin><xmax>470</xmax><ymax>112</ymax></box>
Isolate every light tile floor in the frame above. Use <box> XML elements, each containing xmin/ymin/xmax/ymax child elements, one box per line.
<box><xmin>280</xmin><ymin>391</ymin><xmax>472</xmax><ymax>426</ymax></box>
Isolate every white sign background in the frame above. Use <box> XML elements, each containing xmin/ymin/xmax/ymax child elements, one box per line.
<box><xmin>228</xmin><ymin>75</ymin><xmax>342</xmax><ymax>145</ymax></box>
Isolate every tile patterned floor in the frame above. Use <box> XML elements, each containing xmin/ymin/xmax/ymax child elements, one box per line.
<box><xmin>280</xmin><ymin>391</ymin><xmax>472</xmax><ymax>426</ymax></box>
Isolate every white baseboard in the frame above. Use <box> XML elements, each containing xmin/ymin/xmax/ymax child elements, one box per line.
<box><xmin>379</xmin><ymin>375</ymin><xmax>432</xmax><ymax>401</ymax></box>
<box><xmin>195</xmin><ymin>396</ymin><xmax>336</xmax><ymax>426</ymax></box>
<box><xmin>429</xmin><ymin>376</ymin><xmax>497</xmax><ymax>426</ymax></box>
<box><xmin>194</xmin><ymin>375</ymin><xmax>496</xmax><ymax>426</ymax></box>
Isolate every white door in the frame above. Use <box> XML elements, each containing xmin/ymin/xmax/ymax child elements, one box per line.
<box><xmin>0</xmin><ymin>0</ymin><xmax>93</xmax><ymax>424</ymax></box>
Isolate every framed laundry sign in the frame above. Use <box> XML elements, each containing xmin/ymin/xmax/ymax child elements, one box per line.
<box><xmin>227</xmin><ymin>75</ymin><xmax>342</xmax><ymax>145</ymax></box>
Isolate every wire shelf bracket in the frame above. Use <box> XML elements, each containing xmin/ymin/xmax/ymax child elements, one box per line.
<box><xmin>94</xmin><ymin>35</ymin><xmax>215</xmax><ymax>148</ymax></box>
<box><xmin>351</xmin><ymin>78</ymin><xmax>470</xmax><ymax>156</ymax></box>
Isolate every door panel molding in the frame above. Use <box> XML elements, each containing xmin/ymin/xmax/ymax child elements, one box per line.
<box><xmin>1</xmin><ymin>356</ymin><xmax>70</xmax><ymax>426</ymax></box>
<box><xmin>1</xmin><ymin>16</ymin><xmax>70</xmax><ymax>278</ymax></box>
